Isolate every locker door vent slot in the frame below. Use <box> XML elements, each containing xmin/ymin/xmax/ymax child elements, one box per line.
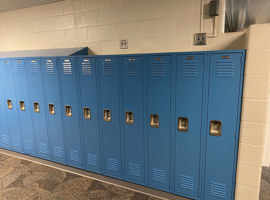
<box><xmin>34</xmin><ymin>102</ymin><xmax>40</xmax><ymax>113</ymax></box>
<box><xmin>210</xmin><ymin>120</ymin><xmax>222</xmax><ymax>136</ymax></box>
<box><xmin>181</xmin><ymin>62</ymin><xmax>198</xmax><ymax>77</ymax></box>
<box><xmin>179</xmin><ymin>175</ymin><xmax>194</xmax><ymax>191</ymax></box>
<box><xmin>16</xmin><ymin>61</ymin><xmax>24</xmax><ymax>74</ymax></box>
<box><xmin>20</xmin><ymin>101</ymin><xmax>25</xmax><ymax>111</ymax></box>
<box><xmin>70</xmin><ymin>149</ymin><xmax>79</xmax><ymax>162</ymax></box>
<box><xmin>102</xmin><ymin>64</ymin><xmax>115</xmax><ymax>76</ymax></box>
<box><xmin>2</xmin><ymin>135</ymin><xmax>9</xmax><ymax>146</ymax></box>
<box><xmin>178</xmin><ymin>117</ymin><xmax>189</xmax><ymax>132</ymax></box>
<box><xmin>126</xmin><ymin>111</ymin><xmax>134</xmax><ymax>124</ymax></box>
<box><xmin>30</xmin><ymin>61</ymin><xmax>40</xmax><ymax>75</ymax></box>
<box><xmin>216</xmin><ymin>61</ymin><xmax>235</xmax><ymax>78</ymax></box>
<box><xmin>25</xmin><ymin>140</ymin><xmax>34</xmax><ymax>151</ymax></box>
<box><xmin>63</xmin><ymin>61</ymin><xmax>72</xmax><ymax>75</ymax></box>
<box><xmin>103</xmin><ymin>109</ymin><xmax>111</xmax><ymax>121</ymax></box>
<box><xmin>88</xmin><ymin>154</ymin><xmax>98</xmax><ymax>166</ymax></box>
<box><xmin>39</xmin><ymin>143</ymin><xmax>47</xmax><ymax>154</ymax></box>
<box><xmin>153</xmin><ymin>168</ymin><xmax>166</xmax><ymax>183</ymax></box>
<box><xmin>46</xmin><ymin>61</ymin><xmax>55</xmax><ymax>75</ymax></box>
<box><xmin>150</xmin><ymin>114</ymin><xmax>159</xmax><ymax>128</ymax></box>
<box><xmin>151</xmin><ymin>63</ymin><xmax>166</xmax><ymax>77</ymax></box>
<box><xmin>82</xmin><ymin>61</ymin><xmax>92</xmax><ymax>75</ymax></box>
<box><xmin>49</xmin><ymin>104</ymin><xmax>55</xmax><ymax>115</ymax></box>
<box><xmin>7</xmin><ymin>100</ymin><xmax>12</xmax><ymax>109</ymax></box>
<box><xmin>83</xmin><ymin>107</ymin><xmax>91</xmax><ymax>119</ymax></box>
<box><xmin>209</xmin><ymin>181</ymin><xmax>226</xmax><ymax>199</ymax></box>
<box><xmin>54</xmin><ymin>146</ymin><xmax>63</xmax><ymax>158</ymax></box>
<box><xmin>106</xmin><ymin>158</ymin><xmax>119</xmax><ymax>172</ymax></box>
<box><xmin>13</xmin><ymin>137</ymin><xmax>21</xmax><ymax>149</ymax></box>
<box><xmin>4</xmin><ymin>62</ymin><xmax>11</xmax><ymax>74</ymax></box>
<box><xmin>129</xmin><ymin>163</ymin><xmax>141</xmax><ymax>177</ymax></box>
<box><xmin>65</xmin><ymin>105</ymin><xmax>72</xmax><ymax>117</ymax></box>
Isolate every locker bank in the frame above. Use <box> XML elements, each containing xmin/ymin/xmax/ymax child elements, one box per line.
<box><xmin>0</xmin><ymin>1</ymin><xmax>269</xmax><ymax>200</ymax></box>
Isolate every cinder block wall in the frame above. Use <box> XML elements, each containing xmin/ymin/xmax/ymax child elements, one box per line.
<box><xmin>0</xmin><ymin>1</ymin><xmax>268</xmax><ymax>200</ymax></box>
<box><xmin>0</xmin><ymin>0</ymin><xmax>245</xmax><ymax>53</ymax></box>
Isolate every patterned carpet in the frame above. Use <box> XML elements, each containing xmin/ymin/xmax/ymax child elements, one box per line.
<box><xmin>0</xmin><ymin>153</ymin><xmax>161</xmax><ymax>200</ymax></box>
<box><xmin>260</xmin><ymin>166</ymin><xmax>270</xmax><ymax>200</ymax></box>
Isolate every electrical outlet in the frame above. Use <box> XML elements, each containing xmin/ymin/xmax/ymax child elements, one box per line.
<box><xmin>195</xmin><ymin>33</ymin><xmax>207</xmax><ymax>45</ymax></box>
<box><xmin>120</xmin><ymin>39</ymin><xmax>128</xmax><ymax>49</ymax></box>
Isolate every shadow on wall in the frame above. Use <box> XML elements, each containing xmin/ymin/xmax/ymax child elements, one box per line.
<box><xmin>222</xmin><ymin>32</ymin><xmax>247</xmax><ymax>50</ymax></box>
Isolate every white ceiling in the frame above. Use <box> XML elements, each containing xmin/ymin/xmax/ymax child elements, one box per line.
<box><xmin>0</xmin><ymin>0</ymin><xmax>63</xmax><ymax>12</ymax></box>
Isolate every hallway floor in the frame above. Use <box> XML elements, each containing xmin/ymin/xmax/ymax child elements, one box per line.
<box><xmin>259</xmin><ymin>166</ymin><xmax>270</xmax><ymax>200</ymax></box>
<box><xmin>0</xmin><ymin>153</ymin><xmax>161</xmax><ymax>200</ymax></box>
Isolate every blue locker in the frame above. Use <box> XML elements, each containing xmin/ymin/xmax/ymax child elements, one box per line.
<box><xmin>204</xmin><ymin>52</ymin><xmax>244</xmax><ymax>200</ymax></box>
<box><xmin>13</xmin><ymin>58</ymin><xmax>36</xmax><ymax>155</ymax></box>
<box><xmin>121</xmin><ymin>55</ymin><xmax>145</xmax><ymax>185</ymax></box>
<box><xmin>77</xmin><ymin>56</ymin><xmax>101</xmax><ymax>173</ymax></box>
<box><xmin>174</xmin><ymin>54</ymin><xmax>205</xmax><ymax>198</ymax></box>
<box><xmin>26</xmin><ymin>58</ymin><xmax>51</xmax><ymax>159</ymax></box>
<box><xmin>147</xmin><ymin>55</ymin><xmax>172</xmax><ymax>191</ymax></box>
<box><xmin>0</xmin><ymin>59</ymin><xmax>11</xmax><ymax>149</ymax></box>
<box><xmin>98</xmin><ymin>56</ymin><xmax>122</xmax><ymax>179</ymax></box>
<box><xmin>0</xmin><ymin>59</ymin><xmax>23</xmax><ymax>152</ymax></box>
<box><xmin>59</xmin><ymin>57</ymin><xmax>83</xmax><ymax>168</ymax></box>
<box><xmin>41</xmin><ymin>58</ymin><xmax>65</xmax><ymax>164</ymax></box>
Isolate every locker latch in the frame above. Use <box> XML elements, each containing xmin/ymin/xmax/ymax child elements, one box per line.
<box><xmin>103</xmin><ymin>109</ymin><xmax>111</xmax><ymax>122</ymax></box>
<box><xmin>150</xmin><ymin>114</ymin><xmax>159</xmax><ymax>128</ymax></box>
<box><xmin>126</xmin><ymin>111</ymin><xmax>134</xmax><ymax>125</ymax></box>
<box><xmin>83</xmin><ymin>107</ymin><xmax>91</xmax><ymax>120</ymax></box>
<box><xmin>20</xmin><ymin>101</ymin><xmax>25</xmax><ymax>111</ymax></box>
<box><xmin>210</xmin><ymin>120</ymin><xmax>222</xmax><ymax>136</ymax></box>
<box><xmin>49</xmin><ymin>104</ymin><xmax>55</xmax><ymax>115</ymax></box>
<box><xmin>178</xmin><ymin>117</ymin><xmax>189</xmax><ymax>132</ymax></box>
<box><xmin>65</xmin><ymin>105</ymin><xmax>72</xmax><ymax>117</ymax></box>
<box><xmin>7</xmin><ymin>100</ymin><xmax>12</xmax><ymax>109</ymax></box>
<box><xmin>34</xmin><ymin>102</ymin><xmax>40</xmax><ymax>113</ymax></box>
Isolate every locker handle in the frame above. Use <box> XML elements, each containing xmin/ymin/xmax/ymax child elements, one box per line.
<box><xmin>150</xmin><ymin>114</ymin><xmax>159</xmax><ymax>128</ymax></box>
<box><xmin>126</xmin><ymin>111</ymin><xmax>134</xmax><ymax>125</ymax></box>
<box><xmin>83</xmin><ymin>107</ymin><xmax>91</xmax><ymax>120</ymax></box>
<box><xmin>103</xmin><ymin>109</ymin><xmax>111</xmax><ymax>122</ymax></box>
<box><xmin>49</xmin><ymin>104</ymin><xmax>55</xmax><ymax>115</ymax></box>
<box><xmin>7</xmin><ymin>100</ymin><xmax>12</xmax><ymax>109</ymax></box>
<box><xmin>65</xmin><ymin>105</ymin><xmax>72</xmax><ymax>117</ymax></box>
<box><xmin>34</xmin><ymin>102</ymin><xmax>40</xmax><ymax>113</ymax></box>
<box><xmin>20</xmin><ymin>101</ymin><xmax>25</xmax><ymax>111</ymax></box>
<box><xmin>210</xmin><ymin>120</ymin><xmax>222</xmax><ymax>136</ymax></box>
<box><xmin>178</xmin><ymin>117</ymin><xmax>189</xmax><ymax>132</ymax></box>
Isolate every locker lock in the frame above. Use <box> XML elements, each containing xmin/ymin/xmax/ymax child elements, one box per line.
<box><xmin>20</xmin><ymin>101</ymin><xmax>25</xmax><ymax>111</ymax></box>
<box><xmin>150</xmin><ymin>114</ymin><xmax>159</xmax><ymax>128</ymax></box>
<box><xmin>103</xmin><ymin>109</ymin><xmax>111</xmax><ymax>122</ymax></box>
<box><xmin>65</xmin><ymin>105</ymin><xmax>72</xmax><ymax>117</ymax></box>
<box><xmin>178</xmin><ymin>117</ymin><xmax>189</xmax><ymax>132</ymax></box>
<box><xmin>7</xmin><ymin>100</ymin><xmax>12</xmax><ymax>109</ymax></box>
<box><xmin>83</xmin><ymin>107</ymin><xmax>91</xmax><ymax>120</ymax></box>
<box><xmin>49</xmin><ymin>104</ymin><xmax>55</xmax><ymax>115</ymax></box>
<box><xmin>126</xmin><ymin>111</ymin><xmax>134</xmax><ymax>124</ymax></box>
<box><xmin>34</xmin><ymin>102</ymin><xmax>40</xmax><ymax>113</ymax></box>
<box><xmin>210</xmin><ymin>120</ymin><xmax>222</xmax><ymax>136</ymax></box>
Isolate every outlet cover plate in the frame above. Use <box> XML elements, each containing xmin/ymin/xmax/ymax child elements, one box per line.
<box><xmin>195</xmin><ymin>33</ymin><xmax>206</xmax><ymax>45</ymax></box>
<box><xmin>120</xmin><ymin>39</ymin><xmax>128</xmax><ymax>49</ymax></box>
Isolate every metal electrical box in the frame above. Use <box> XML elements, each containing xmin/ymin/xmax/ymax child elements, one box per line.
<box><xmin>59</xmin><ymin>57</ymin><xmax>83</xmax><ymax>168</ymax></box>
<box><xmin>41</xmin><ymin>58</ymin><xmax>66</xmax><ymax>164</ymax></box>
<box><xmin>77</xmin><ymin>56</ymin><xmax>101</xmax><ymax>173</ymax></box>
<box><xmin>121</xmin><ymin>55</ymin><xmax>145</xmax><ymax>185</ymax></box>
<box><xmin>98</xmin><ymin>56</ymin><xmax>122</xmax><ymax>179</ymax></box>
<box><xmin>147</xmin><ymin>55</ymin><xmax>172</xmax><ymax>192</ymax></box>
<box><xmin>26</xmin><ymin>58</ymin><xmax>51</xmax><ymax>159</ymax></box>
<box><xmin>13</xmin><ymin>58</ymin><xmax>35</xmax><ymax>155</ymax></box>
<box><xmin>174</xmin><ymin>53</ymin><xmax>205</xmax><ymax>198</ymax></box>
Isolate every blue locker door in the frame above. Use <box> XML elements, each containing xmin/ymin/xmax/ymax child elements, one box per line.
<box><xmin>77</xmin><ymin>57</ymin><xmax>101</xmax><ymax>173</ymax></box>
<box><xmin>99</xmin><ymin>56</ymin><xmax>122</xmax><ymax>179</ymax></box>
<box><xmin>0</xmin><ymin>59</ymin><xmax>11</xmax><ymax>149</ymax></box>
<box><xmin>59</xmin><ymin>57</ymin><xmax>83</xmax><ymax>168</ymax></box>
<box><xmin>26</xmin><ymin>58</ymin><xmax>51</xmax><ymax>159</ymax></box>
<box><xmin>13</xmin><ymin>58</ymin><xmax>35</xmax><ymax>155</ymax></box>
<box><xmin>174</xmin><ymin>54</ymin><xmax>205</xmax><ymax>198</ymax></box>
<box><xmin>2</xmin><ymin>59</ymin><xmax>23</xmax><ymax>152</ymax></box>
<box><xmin>122</xmin><ymin>56</ymin><xmax>145</xmax><ymax>185</ymax></box>
<box><xmin>147</xmin><ymin>55</ymin><xmax>171</xmax><ymax>191</ymax></box>
<box><xmin>41</xmin><ymin>58</ymin><xmax>65</xmax><ymax>164</ymax></box>
<box><xmin>204</xmin><ymin>52</ymin><xmax>244</xmax><ymax>200</ymax></box>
